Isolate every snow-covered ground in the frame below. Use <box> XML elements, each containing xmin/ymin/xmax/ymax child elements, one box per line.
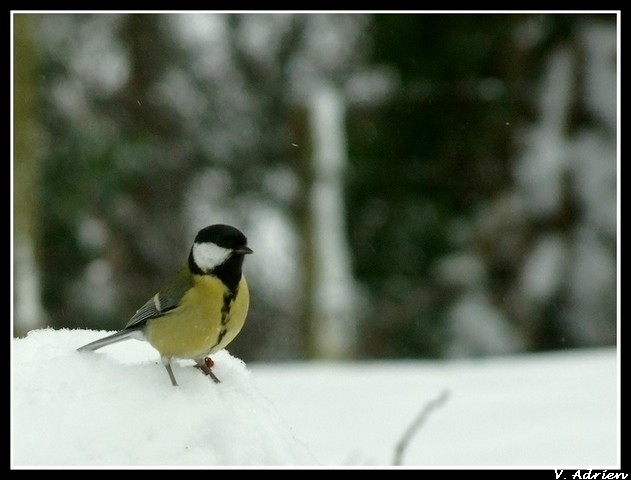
<box><xmin>11</xmin><ymin>329</ymin><xmax>619</xmax><ymax>468</ymax></box>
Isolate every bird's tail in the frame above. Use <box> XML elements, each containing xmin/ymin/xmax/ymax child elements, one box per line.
<box><xmin>77</xmin><ymin>329</ymin><xmax>140</xmax><ymax>352</ymax></box>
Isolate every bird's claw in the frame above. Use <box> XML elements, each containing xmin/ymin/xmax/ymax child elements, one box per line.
<box><xmin>194</xmin><ymin>356</ymin><xmax>221</xmax><ymax>383</ymax></box>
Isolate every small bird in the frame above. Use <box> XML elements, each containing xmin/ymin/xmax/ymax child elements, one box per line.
<box><xmin>77</xmin><ymin>224</ymin><xmax>253</xmax><ymax>386</ymax></box>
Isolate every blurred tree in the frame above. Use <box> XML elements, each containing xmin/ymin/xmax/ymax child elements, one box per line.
<box><xmin>187</xmin><ymin>13</ymin><xmax>369</xmax><ymax>359</ymax></box>
<box><xmin>346</xmin><ymin>14</ymin><xmax>524</xmax><ymax>357</ymax></box>
<box><xmin>27</xmin><ymin>12</ymin><xmax>616</xmax><ymax>361</ymax></box>
<box><xmin>346</xmin><ymin>13</ymin><xmax>617</xmax><ymax>358</ymax></box>
<box><xmin>34</xmin><ymin>13</ymin><xmax>368</xmax><ymax>361</ymax></box>
<box><xmin>38</xmin><ymin>14</ymin><xmax>192</xmax><ymax>330</ymax></box>
<box><xmin>13</xmin><ymin>14</ymin><xmax>45</xmax><ymax>336</ymax></box>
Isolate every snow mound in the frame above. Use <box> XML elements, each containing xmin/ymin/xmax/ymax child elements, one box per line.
<box><xmin>11</xmin><ymin>328</ymin><xmax>316</xmax><ymax>467</ymax></box>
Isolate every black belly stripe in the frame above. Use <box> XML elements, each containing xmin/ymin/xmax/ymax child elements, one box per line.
<box><xmin>217</xmin><ymin>328</ymin><xmax>227</xmax><ymax>344</ymax></box>
<box><xmin>208</xmin><ymin>327</ymin><xmax>228</xmax><ymax>353</ymax></box>
<box><xmin>221</xmin><ymin>287</ymin><xmax>238</xmax><ymax>326</ymax></box>
<box><xmin>207</xmin><ymin>287</ymin><xmax>239</xmax><ymax>351</ymax></box>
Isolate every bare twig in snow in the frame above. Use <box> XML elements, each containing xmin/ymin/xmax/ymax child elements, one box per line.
<box><xmin>393</xmin><ymin>389</ymin><xmax>450</xmax><ymax>466</ymax></box>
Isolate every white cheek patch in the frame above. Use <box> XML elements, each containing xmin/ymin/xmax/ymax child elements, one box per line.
<box><xmin>193</xmin><ymin>242</ymin><xmax>232</xmax><ymax>272</ymax></box>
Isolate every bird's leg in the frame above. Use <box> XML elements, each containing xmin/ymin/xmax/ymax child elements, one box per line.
<box><xmin>194</xmin><ymin>356</ymin><xmax>221</xmax><ymax>383</ymax></box>
<box><xmin>162</xmin><ymin>357</ymin><xmax>179</xmax><ymax>386</ymax></box>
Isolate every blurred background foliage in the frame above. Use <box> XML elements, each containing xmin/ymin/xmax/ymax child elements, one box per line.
<box><xmin>12</xmin><ymin>12</ymin><xmax>618</xmax><ymax>362</ymax></box>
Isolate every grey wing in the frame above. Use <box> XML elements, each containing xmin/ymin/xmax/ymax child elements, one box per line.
<box><xmin>125</xmin><ymin>266</ymin><xmax>193</xmax><ymax>329</ymax></box>
<box><xmin>124</xmin><ymin>296</ymin><xmax>164</xmax><ymax>329</ymax></box>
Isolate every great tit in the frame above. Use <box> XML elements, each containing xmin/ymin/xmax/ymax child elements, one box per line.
<box><xmin>77</xmin><ymin>224</ymin><xmax>253</xmax><ymax>386</ymax></box>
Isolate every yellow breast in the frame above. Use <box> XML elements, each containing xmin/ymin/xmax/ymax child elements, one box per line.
<box><xmin>145</xmin><ymin>275</ymin><xmax>249</xmax><ymax>359</ymax></box>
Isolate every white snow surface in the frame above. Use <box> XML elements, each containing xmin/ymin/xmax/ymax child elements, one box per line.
<box><xmin>11</xmin><ymin>329</ymin><xmax>619</xmax><ymax>469</ymax></box>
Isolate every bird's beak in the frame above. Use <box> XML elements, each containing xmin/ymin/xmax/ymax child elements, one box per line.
<box><xmin>235</xmin><ymin>246</ymin><xmax>254</xmax><ymax>255</ymax></box>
